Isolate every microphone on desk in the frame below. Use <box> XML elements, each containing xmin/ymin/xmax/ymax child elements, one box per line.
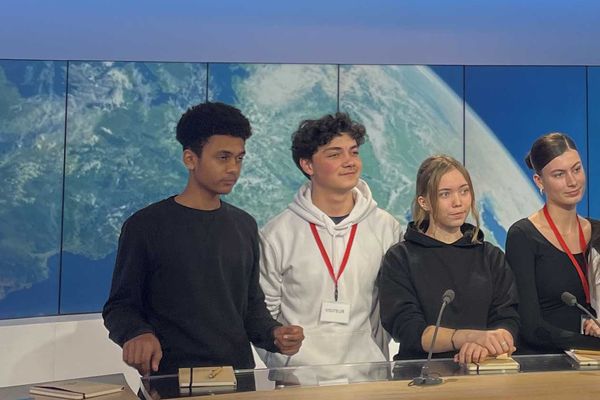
<box><xmin>410</xmin><ymin>289</ymin><xmax>455</xmax><ymax>386</ymax></box>
<box><xmin>561</xmin><ymin>291</ymin><xmax>600</xmax><ymax>330</ymax></box>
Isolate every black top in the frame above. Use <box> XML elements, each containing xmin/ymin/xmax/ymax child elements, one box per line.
<box><xmin>102</xmin><ymin>196</ymin><xmax>281</xmax><ymax>373</ymax></box>
<box><xmin>506</xmin><ymin>218</ymin><xmax>600</xmax><ymax>352</ymax></box>
<box><xmin>379</xmin><ymin>222</ymin><xmax>520</xmax><ymax>360</ymax></box>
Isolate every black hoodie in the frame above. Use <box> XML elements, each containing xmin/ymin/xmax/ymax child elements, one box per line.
<box><xmin>378</xmin><ymin>221</ymin><xmax>520</xmax><ymax>360</ymax></box>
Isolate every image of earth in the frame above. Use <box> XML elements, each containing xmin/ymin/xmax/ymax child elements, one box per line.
<box><xmin>0</xmin><ymin>62</ymin><xmax>544</xmax><ymax>318</ymax></box>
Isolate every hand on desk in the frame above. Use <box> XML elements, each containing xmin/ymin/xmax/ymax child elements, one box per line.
<box><xmin>273</xmin><ymin>325</ymin><xmax>304</xmax><ymax>355</ymax></box>
<box><xmin>454</xmin><ymin>342</ymin><xmax>489</xmax><ymax>364</ymax></box>
<box><xmin>583</xmin><ymin>319</ymin><xmax>600</xmax><ymax>338</ymax></box>
<box><xmin>453</xmin><ymin>328</ymin><xmax>515</xmax><ymax>364</ymax></box>
<box><xmin>123</xmin><ymin>332</ymin><xmax>163</xmax><ymax>376</ymax></box>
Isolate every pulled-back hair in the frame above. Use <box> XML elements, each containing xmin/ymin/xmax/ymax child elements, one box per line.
<box><xmin>412</xmin><ymin>155</ymin><xmax>481</xmax><ymax>243</ymax></box>
<box><xmin>176</xmin><ymin>102</ymin><xmax>252</xmax><ymax>155</ymax></box>
<box><xmin>525</xmin><ymin>132</ymin><xmax>577</xmax><ymax>175</ymax></box>
<box><xmin>291</xmin><ymin>112</ymin><xmax>366</xmax><ymax>179</ymax></box>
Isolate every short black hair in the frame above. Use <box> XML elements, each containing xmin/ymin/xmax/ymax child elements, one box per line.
<box><xmin>176</xmin><ymin>102</ymin><xmax>252</xmax><ymax>155</ymax></box>
<box><xmin>291</xmin><ymin>112</ymin><xmax>366</xmax><ymax>179</ymax></box>
<box><xmin>525</xmin><ymin>132</ymin><xmax>578</xmax><ymax>174</ymax></box>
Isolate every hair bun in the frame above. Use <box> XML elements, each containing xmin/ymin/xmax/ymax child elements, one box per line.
<box><xmin>524</xmin><ymin>153</ymin><xmax>534</xmax><ymax>170</ymax></box>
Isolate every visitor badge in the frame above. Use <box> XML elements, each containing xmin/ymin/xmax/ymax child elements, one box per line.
<box><xmin>320</xmin><ymin>301</ymin><xmax>350</xmax><ymax>324</ymax></box>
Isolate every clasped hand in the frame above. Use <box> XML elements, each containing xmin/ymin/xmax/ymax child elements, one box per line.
<box><xmin>583</xmin><ymin>319</ymin><xmax>600</xmax><ymax>337</ymax></box>
<box><xmin>454</xmin><ymin>329</ymin><xmax>515</xmax><ymax>364</ymax></box>
<box><xmin>273</xmin><ymin>325</ymin><xmax>304</xmax><ymax>355</ymax></box>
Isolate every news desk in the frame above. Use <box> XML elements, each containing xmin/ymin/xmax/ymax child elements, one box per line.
<box><xmin>0</xmin><ymin>374</ymin><xmax>137</xmax><ymax>400</ymax></box>
<box><xmin>141</xmin><ymin>354</ymin><xmax>600</xmax><ymax>399</ymax></box>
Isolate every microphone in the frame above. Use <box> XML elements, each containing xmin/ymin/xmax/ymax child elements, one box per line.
<box><xmin>561</xmin><ymin>291</ymin><xmax>600</xmax><ymax>331</ymax></box>
<box><xmin>410</xmin><ymin>289</ymin><xmax>455</xmax><ymax>386</ymax></box>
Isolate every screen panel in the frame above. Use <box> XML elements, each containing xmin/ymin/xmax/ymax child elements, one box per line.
<box><xmin>588</xmin><ymin>67</ymin><xmax>600</xmax><ymax>219</ymax></box>
<box><xmin>339</xmin><ymin>65</ymin><xmax>464</xmax><ymax>226</ymax></box>
<box><xmin>0</xmin><ymin>60</ymin><xmax>66</xmax><ymax>318</ymax></box>
<box><xmin>60</xmin><ymin>61</ymin><xmax>208</xmax><ymax>313</ymax></box>
<box><xmin>209</xmin><ymin>63</ymin><xmax>338</xmax><ymax>226</ymax></box>
<box><xmin>465</xmin><ymin>66</ymin><xmax>587</xmax><ymax>248</ymax></box>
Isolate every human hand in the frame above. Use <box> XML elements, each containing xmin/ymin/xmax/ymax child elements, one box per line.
<box><xmin>466</xmin><ymin>328</ymin><xmax>515</xmax><ymax>356</ymax></box>
<box><xmin>273</xmin><ymin>325</ymin><xmax>304</xmax><ymax>355</ymax></box>
<box><xmin>454</xmin><ymin>342</ymin><xmax>489</xmax><ymax>364</ymax></box>
<box><xmin>122</xmin><ymin>332</ymin><xmax>163</xmax><ymax>376</ymax></box>
<box><xmin>583</xmin><ymin>319</ymin><xmax>600</xmax><ymax>337</ymax></box>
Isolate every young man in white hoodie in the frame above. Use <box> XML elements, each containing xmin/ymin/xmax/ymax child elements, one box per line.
<box><xmin>258</xmin><ymin>112</ymin><xmax>401</xmax><ymax>368</ymax></box>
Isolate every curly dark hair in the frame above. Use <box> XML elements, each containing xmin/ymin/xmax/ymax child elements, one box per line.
<box><xmin>291</xmin><ymin>112</ymin><xmax>366</xmax><ymax>179</ymax></box>
<box><xmin>176</xmin><ymin>101</ymin><xmax>252</xmax><ymax>155</ymax></box>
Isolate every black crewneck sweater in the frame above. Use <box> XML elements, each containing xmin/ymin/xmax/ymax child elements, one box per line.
<box><xmin>103</xmin><ymin>196</ymin><xmax>280</xmax><ymax>373</ymax></box>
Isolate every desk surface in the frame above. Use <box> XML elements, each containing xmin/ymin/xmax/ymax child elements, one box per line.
<box><xmin>0</xmin><ymin>374</ymin><xmax>137</xmax><ymax>400</ymax></box>
<box><xmin>141</xmin><ymin>354</ymin><xmax>600</xmax><ymax>399</ymax></box>
<box><xmin>212</xmin><ymin>370</ymin><xmax>600</xmax><ymax>400</ymax></box>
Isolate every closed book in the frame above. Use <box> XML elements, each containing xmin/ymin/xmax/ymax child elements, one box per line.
<box><xmin>178</xmin><ymin>366</ymin><xmax>236</xmax><ymax>387</ymax></box>
<box><xmin>29</xmin><ymin>380</ymin><xmax>124</xmax><ymax>399</ymax></box>
<box><xmin>467</xmin><ymin>354</ymin><xmax>520</xmax><ymax>373</ymax></box>
<box><xmin>566</xmin><ymin>349</ymin><xmax>600</xmax><ymax>366</ymax></box>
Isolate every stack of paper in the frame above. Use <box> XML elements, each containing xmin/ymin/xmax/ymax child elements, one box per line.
<box><xmin>466</xmin><ymin>354</ymin><xmax>520</xmax><ymax>373</ymax></box>
<box><xmin>565</xmin><ymin>349</ymin><xmax>600</xmax><ymax>366</ymax></box>
<box><xmin>29</xmin><ymin>380</ymin><xmax>124</xmax><ymax>399</ymax></box>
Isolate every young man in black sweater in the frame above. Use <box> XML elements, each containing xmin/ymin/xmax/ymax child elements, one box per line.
<box><xmin>103</xmin><ymin>102</ymin><xmax>304</xmax><ymax>376</ymax></box>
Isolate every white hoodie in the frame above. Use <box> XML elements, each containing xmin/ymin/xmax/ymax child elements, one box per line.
<box><xmin>258</xmin><ymin>179</ymin><xmax>401</xmax><ymax>367</ymax></box>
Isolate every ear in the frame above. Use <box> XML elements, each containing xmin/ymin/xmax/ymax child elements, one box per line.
<box><xmin>533</xmin><ymin>173</ymin><xmax>544</xmax><ymax>192</ymax></box>
<box><xmin>182</xmin><ymin>149</ymin><xmax>197</xmax><ymax>171</ymax></box>
<box><xmin>417</xmin><ymin>196</ymin><xmax>430</xmax><ymax>212</ymax></box>
<box><xmin>299</xmin><ymin>158</ymin><xmax>314</xmax><ymax>177</ymax></box>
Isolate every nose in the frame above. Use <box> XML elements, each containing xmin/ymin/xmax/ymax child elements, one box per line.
<box><xmin>342</xmin><ymin>151</ymin><xmax>357</xmax><ymax>167</ymax></box>
<box><xmin>452</xmin><ymin>192</ymin><xmax>462</xmax><ymax>206</ymax></box>
<box><xmin>226</xmin><ymin>158</ymin><xmax>242</xmax><ymax>175</ymax></box>
<box><xmin>565</xmin><ymin>171</ymin><xmax>577</xmax><ymax>187</ymax></box>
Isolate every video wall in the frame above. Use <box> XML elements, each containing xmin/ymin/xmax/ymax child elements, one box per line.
<box><xmin>0</xmin><ymin>61</ymin><xmax>598</xmax><ymax>319</ymax></box>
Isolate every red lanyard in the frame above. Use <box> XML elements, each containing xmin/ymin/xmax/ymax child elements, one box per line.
<box><xmin>309</xmin><ymin>223</ymin><xmax>358</xmax><ymax>302</ymax></box>
<box><xmin>543</xmin><ymin>205</ymin><xmax>590</xmax><ymax>303</ymax></box>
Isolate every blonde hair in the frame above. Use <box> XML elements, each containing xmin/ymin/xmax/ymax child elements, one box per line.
<box><xmin>412</xmin><ymin>155</ymin><xmax>481</xmax><ymax>243</ymax></box>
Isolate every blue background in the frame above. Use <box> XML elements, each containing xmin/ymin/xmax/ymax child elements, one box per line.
<box><xmin>2</xmin><ymin>1</ymin><xmax>600</xmax><ymax>65</ymax></box>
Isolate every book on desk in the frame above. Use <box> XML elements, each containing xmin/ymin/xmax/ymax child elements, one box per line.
<box><xmin>565</xmin><ymin>349</ymin><xmax>600</xmax><ymax>366</ymax></box>
<box><xmin>178</xmin><ymin>366</ymin><xmax>237</xmax><ymax>387</ymax></box>
<box><xmin>29</xmin><ymin>380</ymin><xmax>124</xmax><ymax>399</ymax></box>
<box><xmin>466</xmin><ymin>354</ymin><xmax>520</xmax><ymax>374</ymax></box>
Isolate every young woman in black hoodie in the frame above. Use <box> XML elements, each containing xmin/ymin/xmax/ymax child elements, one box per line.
<box><xmin>379</xmin><ymin>155</ymin><xmax>520</xmax><ymax>364</ymax></box>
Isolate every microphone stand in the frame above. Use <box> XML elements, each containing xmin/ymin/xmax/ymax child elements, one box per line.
<box><xmin>410</xmin><ymin>290</ymin><xmax>454</xmax><ymax>386</ymax></box>
<box><xmin>562</xmin><ymin>291</ymin><xmax>600</xmax><ymax>330</ymax></box>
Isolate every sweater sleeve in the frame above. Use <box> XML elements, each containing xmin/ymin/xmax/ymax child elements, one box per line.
<box><xmin>258</xmin><ymin>231</ymin><xmax>283</xmax><ymax>320</ymax></box>
<box><xmin>370</xmin><ymin>215</ymin><xmax>403</xmax><ymax>358</ymax></box>
<box><xmin>506</xmin><ymin>224</ymin><xmax>600</xmax><ymax>350</ymax></box>
<box><xmin>243</xmin><ymin>224</ymin><xmax>282</xmax><ymax>353</ymax></box>
<box><xmin>102</xmin><ymin>216</ymin><xmax>155</xmax><ymax>346</ymax></box>
<box><xmin>378</xmin><ymin>244</ymin><xmax>427</xmax><ymax>355</ymax></box>
<box><xmin>485</xmin><ymin>244</ymin><xmax>520</xmax><ymax>339</ymax></box>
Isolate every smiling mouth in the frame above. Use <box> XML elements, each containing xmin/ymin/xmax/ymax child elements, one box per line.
<box><xmin>565</xmin><ymin>189</ymin><xmax>580</xmax><ymax>196</ymax></box>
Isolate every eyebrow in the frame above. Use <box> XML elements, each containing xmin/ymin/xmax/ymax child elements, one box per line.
<box><xmin>438</xmin><ymin>184</ymin><xmax>469</xmax><ymax>191</ymax></box>
<box><xmin>549</xmin><ymin>161</ymin><xmax>581</xmax><ymax>173</ymax></box>
<box><xmin>217</xmin><ymin>150</ymin><xmax>246</xmax><ymax>156</ymax></box>
<box><xmin>323</xmin><ymin>145</ymin><xmax>359</xmax><ymax>152</ymax></box>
